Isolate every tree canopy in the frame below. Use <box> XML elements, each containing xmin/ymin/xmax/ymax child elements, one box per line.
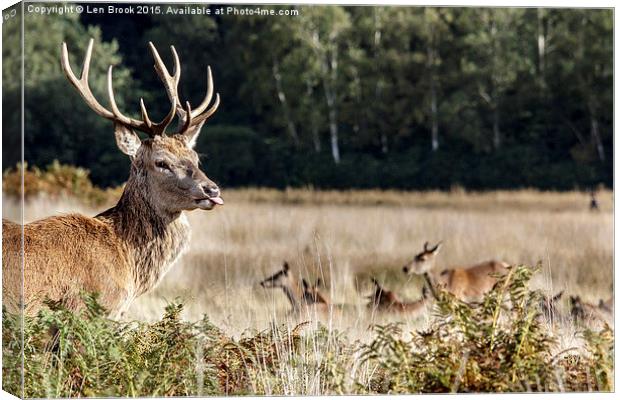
<box><xmin>4</xmin><ymin>5</ymin><xmax>612</xmax><ymax>190</ymax></box>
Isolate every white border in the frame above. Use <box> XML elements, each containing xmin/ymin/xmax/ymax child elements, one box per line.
<box><xmin>0</xmin><ymin>1</ymin><xmax>616</xmax><ymax>399</ymax></box>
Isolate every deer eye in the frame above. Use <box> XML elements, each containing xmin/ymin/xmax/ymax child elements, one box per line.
<box><xmin>155</xmin><ymin>160</ymin><xmax>170</xmax><ymax>170</ymax></box>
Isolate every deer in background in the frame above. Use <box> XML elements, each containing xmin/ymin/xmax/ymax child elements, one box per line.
<box><xmin>259</xmin><ymin>262</ymin><xmax>327</xmax><ymax>315</ymax></box>
<box><xmin>367</xmin><ymin>278</ymin><xmax>429</xmax><ymax>316</ymax></box>
<box><xmin>2</xmin><ymin>39</ymin><xmax>223</xmax><ymax>317</ymax></box>
<box><xmin>589</xmin><ymin>189</ymin><xmax>600</xmax><ymax>211</ymax></box>
<box><xmin>302</xmin><ymin>278</ymin><xmax>329</xmax><ymax>305</ymax></box>
<box><xmin>538</xmin><ymin>291</ymin><xmax>564</xmax><ymax>322</ymax></box>
<box><xmin>570</xmin><ymin>295</ymin><xmax>613</xmax><ymax>325</ymax></box>
<box><xmin>598</xmin><ymin>296</ymin><xmax>613</xmax><ymax>314</ymax></box>
<box><xmin>402</xmin><ymin>241</ymin><xmax>509</xmax><ymax>302</ymax></box>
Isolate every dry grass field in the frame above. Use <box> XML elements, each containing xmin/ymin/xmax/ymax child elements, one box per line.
<box><xmin>2</xmin><ymin>188</ymin><xmax>615</xmax><ymax>395</ymax></box>
<box><xmin>4</xmin><ymin>188</ymin><xmax>613</xmax><ymax>341</ymax></box>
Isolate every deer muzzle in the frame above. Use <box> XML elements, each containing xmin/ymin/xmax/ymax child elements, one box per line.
<box><xmin>193</xmin><ymin>178</ymin><xmax>223</xmax><ymax>209</ymax></box>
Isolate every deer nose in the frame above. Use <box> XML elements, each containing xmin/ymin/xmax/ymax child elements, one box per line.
<box><xmin>403</xmin><ymin>265</ymin><xmax>409</xmax><ymax>274</ymax></box>
<box><xmin>202</xmin><ymin>184</ymin><xmax>220</xmax><ymax>198</ymax></box>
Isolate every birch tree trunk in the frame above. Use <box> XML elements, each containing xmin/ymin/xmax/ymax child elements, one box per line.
<box><xmin>579</xmin><ymin>16</ymin><xmax>605</xmax><ymax>162</ymax></box>
<box><xmin>430</xmin><ymin>78</ymin><xmax>439</xmax><ymax>152</ymax></box>
<box><xmin>374</xmin><ymin>8</ymin><xmax>388</xmax><ymax>154</ymax></box>
<box><xmin>272</xmin><ymin>58</ymin><xmax>299</xmax><ymax>145</ymax></box>
<box><xmin>490</xmin><ymin>17</ymin><xmax>501</xmax><ymax>151</ymax></box>
<box><xmin>324</xmin><ymin>81</ymin><xmax>340</xmax><ymax>163</ymax></box>
<box><xmin>316</xmin><ymin>32</ymin><xmax>340</xmax><ymax>164</ymax></box>
<box><xmin>304</xmin><ymin>21</ymin><xmax>342</xmax><ymax>164</ymax></box>
<box><xmin>536</xmin><ymin>8</ymin><xmax>547</xmax><ymax>89</ymax></box>
<box><xmin>427</xmin><ymin>28</ymin><xmax>439</xmax><ymax>152</ymax></box>
<box><xmin>492</xmin><ymin>105</ymin><xmax>501</xmax><ymax>150</ymax></box>
<box><xmin>589</xmin><ymin>98</ymin><xmax>605</xmax><ymax>162</ymax></box>
<box><xmin>305</xmin><ymin>79</ymin><xmax>321</xmax><ymax>152</ymax></box>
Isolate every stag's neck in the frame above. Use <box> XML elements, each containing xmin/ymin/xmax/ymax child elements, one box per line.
<box><xmin>96</xmin><ymin>171</ymin><xmax>190</xmax><ymax>295</ymax></box>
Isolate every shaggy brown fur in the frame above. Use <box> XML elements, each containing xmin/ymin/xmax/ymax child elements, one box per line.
<box><xmin>3</xmin><ymin>40</ymin><xmax>224</xmax><ymax>317</ymax></box>
<box><xmin>2</xmin><ymin>135</ymin><xmax>221</xmax><ymax>318</ymax></box>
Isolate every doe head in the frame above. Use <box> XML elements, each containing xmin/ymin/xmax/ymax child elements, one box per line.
<box><xmin>403</xmin><ymin>241</ymin><xmax>443</xmax><ymax>275</ymax></box>
<box><xmin>260</xmin><ymin>262</ymin><xmax>293</xmax><ymax>289</ymax></box>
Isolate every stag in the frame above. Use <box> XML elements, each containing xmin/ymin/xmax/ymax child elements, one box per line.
<box><xmin>3</xmin><ymin>39</ymin><xmax>222</xmax><ymax>317</ymax></box>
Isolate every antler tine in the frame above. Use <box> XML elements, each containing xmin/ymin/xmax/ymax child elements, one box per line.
<box><xmin>60</xmin><ymin>38</ymin><xmax>194</xmax><ymax>137</ymax></box>
<box><xmin>139</xmin><ymin>99</ymin><xmax>153</xmax><ymax>129</ymax></box>
<box><xmin>137</xmin><ymin>95</ymin><xmax>177</xmax><ymax>136</ymax></box>
<box><xmin>191</xmin><ymin>66</ymin><xmax>214</xmax><ymax>116</ymax></box>
<box><xmin>61</xmin><ymin>39</ymin><xmax>114</xmax><ymax>120</ymax></box>
<box><xmin>106</xmin><ymin>66</ymin><xmax>148</xmax><ymax>132</ymax></box>
<box><xmin>64</xmin><ymin>38</ymin><xmax>219</xmax><ymax>137</ymax></box>
<box><xmin>179</xmin><ymin>101</ymin><xmax>193</xmax><ymax>133</ymax></box>
<box><xmin>142</xmin><ymin>42</ymin><xmax>182</xmax><ymax>135</ymax></box>
<box><xmin>80</xmin><ymin>38</ymin><xmax>93</xmax><ymax>83</ymax></box>
<box><xmin>177</xmin><ymin>66</ymin><xmax>220</xmax><ymax>133</ymax></box>
<box><xmin>190</xmin><ymin>93</ymin><xmax>220</xmax><ymax>126</ymax></box>
<box><xmin>148</xmin><ymin>42</ymin><xmax>181</xmax><ymax>100</ymax></box>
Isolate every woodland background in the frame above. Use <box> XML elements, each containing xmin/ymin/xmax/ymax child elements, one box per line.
<box><xmin>2</xmin><ymin>4</ymin><xmax>613</xmax><ymax>190</ymax></box>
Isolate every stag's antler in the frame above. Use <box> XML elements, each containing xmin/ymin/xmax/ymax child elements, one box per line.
<box><xmin>173</xmin><ymin>65</ymin><xmax>220</xmax><ymax>134</ymax></box>
<box><xmin>61</xmin><ymin>38</ymin><xmax>219</xmax><ymax>137</ymax></box>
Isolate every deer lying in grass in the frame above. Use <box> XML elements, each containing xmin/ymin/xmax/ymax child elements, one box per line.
<box><xmin>598</xmin><ymin>296</ymin><xmax>613</xmax><ymax>314</ymax></box>
<box><xmin>3</xmin><ymin>39</ymin><xmax>222</xmax><ymax>317</ymax></box>
<box><xmin>302</xmin><ymin>278</ymin><xmax>329</xmax><ymax>305</ymax></box>
<box><xmin>402</xmin><ymin>241</ymin><xmax>509</xmax><ymax>303</ymax></box>
<box><xmin>367</xmin><ymin>278</ymin><xmax>429</xmax><ymax>316</ymax></box>
<box><xmin>538</xmin><ymin>291</ymin><xmax>564</xmax><ymax>322</ymax></box>
<box><xmin>259</xmin><ymin>262</ymin><xmax>327</xmax><ymax>314</ymax></box>
<box><xmin>259</xmin><ymin>262</ymin><xmax>354</xmax><ymax>321</ymax></box>
<box><xmin>570</xmin><ymin>295</ymin><xmax>613</xmax><ymax>325</ymax></box>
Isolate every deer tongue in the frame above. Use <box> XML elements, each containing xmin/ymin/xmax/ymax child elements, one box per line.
<box><xmin>209</xmin><ymin>196</ymin><xmax>224</xmax><ymax>205</ymax></box>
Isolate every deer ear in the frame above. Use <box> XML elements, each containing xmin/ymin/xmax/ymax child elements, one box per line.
<box><xmin>114</xmin><ymin>123</ymin><xmax>142</xmax><ymax>157</ymax></box>
<box><xmin>182</xmin><ymin>121</ymin><xmax>206</xmax><ymax>149</ymax></box>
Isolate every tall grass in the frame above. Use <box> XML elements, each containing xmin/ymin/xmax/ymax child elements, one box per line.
<box><xmin>2</xmin><ymin>163</ymin><xmax>614</xmax><ymax>395</ymax></box>
<box><xmin>2</xmin><ymin>266</ymin><xmax>613</xmax><ymax>396</ymax></box>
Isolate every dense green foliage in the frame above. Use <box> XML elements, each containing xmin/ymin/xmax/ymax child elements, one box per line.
<box><xmin>3</xmin><ymin>4</ymin><xmax>612</xmax><ymax>189</ymax></box>
<box><xmin>2</xmin><ymin>265</ymin><xmax>613</xmax><ymax>396</ymax></box>
<box><xmin>360</xmin><ymin>265</ymin><xmax>614</xmax><ymax>392</ymax></box>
